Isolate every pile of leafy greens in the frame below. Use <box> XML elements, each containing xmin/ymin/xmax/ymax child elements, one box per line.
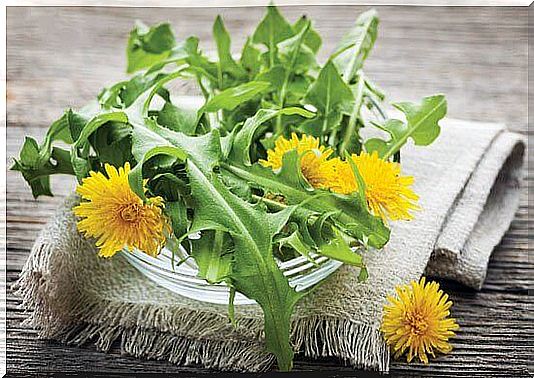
<box><xmin>13</xmin><ymin>6</ymin><xmax>447</xmax><ymax>371</ymax></box>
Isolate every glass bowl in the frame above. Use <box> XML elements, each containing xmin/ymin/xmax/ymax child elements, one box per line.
<box><xmin>119</xmin><ymin>95</ymin><xmax>379</xmax><ymax>306</ymax></box>
<box><xmin>120</xmin><ymin>241</ymin><xmax>344</xmax><ymax>305</ymax></box>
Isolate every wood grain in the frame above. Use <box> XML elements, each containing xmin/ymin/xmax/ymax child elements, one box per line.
<box><xmin>6</xmin><ymin>5</ymin><xmax>532</xmax><ymax>377</ymax></box>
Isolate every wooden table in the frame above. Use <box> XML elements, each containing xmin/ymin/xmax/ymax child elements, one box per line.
<box><xmin>6</xmin><ymin>5</ymin><xmax>532</xmax><ymax>377</ymax></box>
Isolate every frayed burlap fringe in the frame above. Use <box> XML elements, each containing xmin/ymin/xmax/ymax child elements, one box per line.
<box><xmin>17</xmin><ymin>280</ymin><xmax>388</xmax><ymax>372</ymax></box>
<box><xmin>15</xmin><ymin>225</ymin><xmax>388</xmax><ymax>372</ymax></box>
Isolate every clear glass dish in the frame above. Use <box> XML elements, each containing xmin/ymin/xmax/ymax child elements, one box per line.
<box><xmin>119</xmin><ymin>95</ymin><xmax>380</xmax><ymax>306</ymax></box>
<box><xmin>120</xmin><ymin>241</ymin><xmax>344</xmax><ymax>305</ymax></box>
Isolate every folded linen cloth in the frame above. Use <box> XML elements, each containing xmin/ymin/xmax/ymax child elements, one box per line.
<box><xmin>16</xmin><ymin>119</ymin><xmax>525</xmax><ymax>372</ymax></box>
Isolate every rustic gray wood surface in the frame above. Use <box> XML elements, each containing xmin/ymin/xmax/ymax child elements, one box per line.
<box><xmin>6</xmin><ymin>5</ymin><xmax>533</xmax><ymax>377</ymax></box>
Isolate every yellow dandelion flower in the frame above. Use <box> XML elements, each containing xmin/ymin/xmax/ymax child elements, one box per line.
<box><xmin>323</xmin><ymin>151</ymin><xmax>419</xmax><ymax>222</ymax></box>
<box><xmin>381</xmin><ymin>277</ymin><xmax>459</xmax><ymax>364</ymax></box>
<box><xmin>260</xmin><ymin>133</ymin><xmax>334</xmax><ymax>189</ymax></box>
<box><xmin>73</xmin><ymin>162</ymin><xmax>170</xmax><ymax>258</ymax></box>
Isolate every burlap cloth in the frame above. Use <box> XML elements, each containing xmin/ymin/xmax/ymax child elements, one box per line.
<box><xmin>16</xmin><ymin>119</ymin><xmax>526</xmax><ymax>372</ymax></box>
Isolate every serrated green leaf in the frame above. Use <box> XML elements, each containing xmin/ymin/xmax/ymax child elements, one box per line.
<box><xmin>127</xmin><ymin>22</ymin><xmax>176</xmax><ymax>73</ymax></box>
<box><xmin>300</xmin><ymin>112</ymin><xmax>343</xmax><ymax>138</ymax></box>
<box><xmin>144</xmin><ymin>36</ymin><xmax>201</xmax><ymax>75</ymax></box>
<box><xmin>213</xmin><ymin>15</ymin><xmax>246</xmax><ymax>79</ymax></box>
<box><xmin>44</xmin><ymin>112</ymin><xmax>74</xmax><ymax>146</ymax></box>
<box><xmin>256</xmin><ymin>65</ymin><xmax>286</xmax><ymax>93</ymax></box>
<box><xmin>277</xmin><ymin>149</ymin><xmax>315</xmax><ymax>191</ymax></box>
<box><xmin>252</xmin><ymin>5</ymin><xmax>294</xmax><ymax>68</ymax></box>
<box><xmin>284</xmin><ymin>75</ymin><xmax>312</xmax><ymax>105</ymax></box>
<box><xmin>301</xmin><ymin>61</ymin><xmax>354</xmax><ymax>138</ymax></box>
<box><xmin>277</xmin><ymin>230</ymin><xmax>317</xmax><ymax>265</ymax></box>
<box><xmin>308</xmin><ymin>210</ymin><xmax>338</xmax><ymax>245</ymax></box>
<box><xmin>89</xmin><ymin>121</ymin><xmax>133</xmax><ymax>167</ymax></box>
<box><xmin>71</xmin><ymin>112</ymin><xmax>129</xmax><ymax>180</ymax></box>
<box><xmin>40</xmin><ymin>110</ymin><xmax>88</xmax><ymax>162</ymax></box>
<box><xmin>133</xmin><ymin>124</ymin><xmax>303</xmax><ymax>370</ymax></box>
<box><xmin>157</xmin><ymin>101</ymin><xmax>198</xmax><ymax>135</ymax></box>
<box><xmin>332</xmin><ymin>9</ymin><xmax>379</xmax><ymax>83</ymax></box>
<box><xmin>28</xmin><ymin>176</ymin><xmax>53</xmax><ymax>198</ymax></box>
<box><xmin>220</xmin><ymin>167</ymin><xmax>252</xmax><ymax>200</ymax></box>
<box><xmin>128</xmin><ymin>145</ymin><xmax>187</xmax><ymax>200</ymax></box>
<box><xmin>12</xmin><ymin>146</ymin><xmax>74</xmax><ymax>198</ymax></box>
<box><xmin>240</xmin><ymin>37</ymin><xmax>262</xmax><ymax>77</ymax></box>
<box><xmin>364</xmin><ymin>119</ymin><xmax>402</xmax><ymax>157</ymax></box>
<box><xmin>151</xmin><ymin>173</ymin><xmax>189</xmax><ymax>201</ymax></box>
<box><xmin>12</xmin><ymin>109</ymin><xmax>85</xmax><ymax>196</ymax></box>
<box><xmin>319</xmin><ymin>229</ymin><xmax>363</xmax><ymax>266</ymax></box>
<box><xmin>273</xmin><ymin>19</ymin><xmax>317</xmax><ymax>135</ymax></box>
<box><xmin>365</xmin><ymin>95</ymin><xmax>447</xmax><ymax>158</ymax></box>
<box><xmin>184</xmin><ymin>138</ymin><xmax>302</xmax><ymax>371</ymax></box>
<box><xmin>184</xmin><ymin>48</ymin><xmax>220</xmax><ymax>88</ymax></box>
<box><xmin>278</xmin><ymin>21</ymin><xmax>317</xmax><ymax>75</ymax></box>
<box><xmin>73</xmin><ymin>112</ymin><xmax>129</xmax><ymax>149</ymax></box>
<box><xmin>393</xmin><ymin>95</ymin><xmax>447</xmax><ymax>145</ymax></box>
<box><xmin>200</xmin><ymin>81</ymin><xmax>271</xmax><ymax>113</ymax></box>
<box><xmin>19</xmin><ymin>137</ymin><xmax>40</xmax><ymax>167</ymax></box>
<box><xmin>124</xmin><ymin>73</ymin><xmax>168</xmax><ymax>108</ymax></box>
<box><xmin>293</xmin><ymin>16</ymin><xmax>322</xmax><ymax>54</ymax></box>
<box><xmin>99</xmin><ymin>72</ymin><xmax>170</xmax><ymax>110</ymax></box>
<box><xmin>67</xmin><ymin>109</ymin><xmax>88</xmax><ymax>142</ymax></box>
<box><xmin>277</xmin><ymin>206</ymin><xmax>364</xmax><ymax>267</ymax></box>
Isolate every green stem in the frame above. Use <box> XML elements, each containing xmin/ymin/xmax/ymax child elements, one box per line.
<box><xmin>252</xmin><ymin>194</ymin><xmax>292</xmax><ymax>213</ymax></box>
<box><xmin>223</xmin><ymin>163</ymin><xmax>304</xmax><ymax>202</ymax></box>
<box><xmin>143</xmin><ymin>69</ymin><xmax>186</xmax><ymax>116</ymax></box>
<box><xmin>187</xmin><ymin>66</ymin><xmax>219</xmax><ymax>84</ymax></box>
<box><xmin>197</xmin><ymin>75</ymin><xmax>210</xmax><ymax>101</ymax></box>
<box><xmin>328</xmin><ymin>128</ymin><xmax>337</xmax><ymax>147</ymax></box>
<box><xmin>382</xmin><ymin>96</ymin><xmax>446</xmax><ymax>160</ymax></box>
<box><xmin>339</xmin><ymin>73</ymin><xmax>365</xmax><ymax>155</ymax></box>
<box><xmin>217</xmin><ymin>61</ymin><xmax>223</xmax><ymax>89</ymax></box>
<box><xmin>341</xmin><ymin>13</ymin><xmax>376</xmax><ymax>83</ymax></box>
<box><xmin>321</xmin><ymin>74</ymin><xmax>332</xmax><ymax>137</ymax></box>
<box><xmin>364</xmin><ymin>77</ymin><xmax>385</xmax><ymax>101</ymax></box>
<box><xmin>268</xmin><ymin>30</ymin><xmax>275</xmax><ymax>68</ymax></box>
<box><xmin>275</xmin><ymin>22</ymin><xmax>310</xmax><ymax>135</ymax></box>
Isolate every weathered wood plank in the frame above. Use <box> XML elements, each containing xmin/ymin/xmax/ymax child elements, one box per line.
<box><xmin>5</xmin><ymin>269</ymin><xmax>533</xmax><ymax>376</ymax></box>
<box><xmin>7</xmin><ymin>6</ymin><xmax>527</xmax><ymax>132</ymax></box>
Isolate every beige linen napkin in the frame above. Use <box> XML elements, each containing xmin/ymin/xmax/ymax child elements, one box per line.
<box><xmin>16</xmin><ymin>119</ymin><xmax>525</xmax><ymax>372</ymax></box>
